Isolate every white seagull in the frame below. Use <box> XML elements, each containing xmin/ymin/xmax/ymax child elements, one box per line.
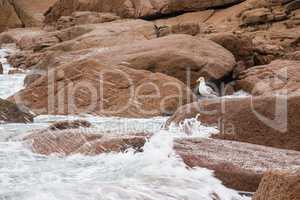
<box><xmin>196</xmin><ymin>77</ymin><xmax>218</xmax><ymax>98</ymax></box>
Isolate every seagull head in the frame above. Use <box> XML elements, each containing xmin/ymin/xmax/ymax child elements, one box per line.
<box><xmin>197</xmin><ymin>77</ymin><xmax>205</xmax><ymax>83</ymax></box>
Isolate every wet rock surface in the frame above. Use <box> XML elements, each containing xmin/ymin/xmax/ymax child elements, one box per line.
<box><xmin>175</xmin><ymin>138</ymin><xmax>300</xmax><ymax>192</ymax></box>
<box><xmin>1</xmin><ymin>0</ymin><xmax>300</xmax><ymax>197</ymax></box>
<box><xmin>0</xmin><ymin>98</ymin><xmax>34</xmax><ymax>123</ymax></box>
<box><xmin>23</xmin><ymin>125</ymin><xmax>300</xmax><ymax>192</ymax></box>
<box><xmin>167</xmin><ymin>95</ymin><xmax>300</xmax><ymax>151</ymax></box>
<box><xmin>237</xmin><ymin>60</ymin><xmax>300</xmax><ymax>95</ymax></box>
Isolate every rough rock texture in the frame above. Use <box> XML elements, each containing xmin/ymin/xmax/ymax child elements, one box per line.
<box><xmin>44</xmin><ymin>0</ymin><xmax>244</xmax><ymax>23</ymax></box>
<box><xmin>0</xmin><ymin>28</ymin><xmax>47</xmax><ymax>45</ymax></box>
<box><xmin>10</xmin><ymin>0</ymin><xmax>57</xmax><ymax>27</ymax></box>
<box><xmin>14</xmin><ymin>58</ymin><xmax>196</xmax><ymax>117</ymax></box>
<box><xmin>154</xmin><ymin>10</ymin><xmax>215</xmax><ymax>37</ymax></box>
<box><xmin>24</xmin><ymin>130</ymin><xmax>148</xmax><ymax>156</ymax></box>
<box><xmin>0</xmin><ymin>0</ymin><xmax>23</xmax><ymax>32</ymax></box>
<box><xmin>241</xmin><ymin>7</ymin><xmax>287</xmax><ymax>25</ymax></box>
<box><xmin>253</xmin><ymin>170</ymin><xmax>300</xmax><ymax>200</ymax></box>
<box><xmin>208</xmin><ymin>32</ymin><xmax>255</xmax><ymax>75</ymax></box>
<box><xmin>0</xmin><ymin>98</ymin><xmax>34</xmax><ymax>123</ymax></box>
<box><xmin>23</xmin><ymin>128</ymin><xmax>300</xmax><ymax>192</ymax></box>
<box><xmin>41</xmin><ymin>19</ymin><xmax>155</xmax><ymax>52</ymax></box>
<box><xmin>0</xmin><ymin>0</ymin><xmax>57</xmax><ymax>32</ymax></box>
<box><xmin>167</xmin><ymin>95</ymin><xmax>300</xmax><ymax>151</ymax></box>
<box><xmin>237</xmin><ymin>60</ymin><xmax>300</xmax><ymax>95</ymax></box>
<box><xmin>55</xmin><ymin>11</ymin><xmax>120</xmax><ymax>30</ymax></box>
<box><xmin>1</xmin><ymin>19</ymin><xmax>155</xmax><ymax>52</ymax></box>
<box><xmin>175</xmin><ymin>138</ymin><xmax>300</xmax><ymax>192</ymax></box>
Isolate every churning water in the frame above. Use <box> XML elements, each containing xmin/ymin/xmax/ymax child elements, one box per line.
<box><xmin>0</xmin><ymin>47</ymin><xmax>26</xmax><ymax>99</ymax></box>
<box><xmin>0</xmin><ymin>48</ymin><xmax>249</xmax><ymax>200</ymax></box>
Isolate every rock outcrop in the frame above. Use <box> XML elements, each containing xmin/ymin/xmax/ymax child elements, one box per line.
<box><xmin>13</xmin><ymin>58</ymin><xmax>196</xmax><ymax>117</ymax></box>
<box><xmin>0</xmin><ymin>0</ymin><xmax>23</xmax><ymax>32</ymax></box>
<box><xmin>175</xmin><ymin>138</ymin><xmax>300</xmax><ymax>192</ymax></box>
<box><xmin>44</xmin><ymin>0</ymin><xmax>244</xmax><ymax>23</ymax></box>
<box><xmin>0</xmin><ymin>98</ymin><xmax>34</xmax><ymax>123</ymax></box>
<box><xmin>253</xmin><ymin>169</ymin><xmax>300</xmax><ymax>200</ymax></box>
<box><xmin>10</xmin><ymin>0</ymin><xmax>57</xmax><ymax>27</ymax></box>
<box><xmin>55</xmin><ymin>11</ymin><xmax>120</xmax><ymax>30</ymax></box>
<box><xmin>23</xmin><ymin>127</ymin><xmax>300</xmax><ymax>192</ymax></box>
<box><xmin>167</xmin><ymin>95</ymin><xmax>300</xmax><ymax>151</ymax></box>
<box><xmin>237</xmin><ymin>60</ymin><xmax>300</xmax><ymax>95</ymax></box>
<box><xmin>0</xmin><ymin>0</ymin><xmax>57</xmax><ymax>32</ymax></box>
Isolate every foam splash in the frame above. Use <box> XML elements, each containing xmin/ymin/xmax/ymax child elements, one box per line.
<box><xmin>0</xmin><ymin>47</ymin><xmax>25</xmax><ymax>99</ymax></box>
<box><xmin>0</xmin><ymin>127</ymin><xmax>247</xmax><ymax>200</ymax></box>
<box><xmin>0</xmin><ymin>45</ymin><xmax>250</xmax><ymax>200</ymax></box>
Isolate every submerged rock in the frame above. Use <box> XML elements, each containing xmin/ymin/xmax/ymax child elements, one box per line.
<box><xmin>24</xmin><ymin>130</ymin><xmax>149</xmax><ymax>156</ymax></box>
<box><xmin>0</xmin><ymin>98</ymin><xmax>34</xmax><ymax>123</ymax></box>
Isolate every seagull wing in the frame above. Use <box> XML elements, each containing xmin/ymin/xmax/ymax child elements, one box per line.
<box><xmin>206</xmin><ymin>85</ymin><xmax>218</xmax><ymax>96</ymax></box>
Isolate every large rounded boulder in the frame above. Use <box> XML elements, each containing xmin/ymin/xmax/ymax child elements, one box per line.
<box><xmin>167</xmin><ymin>94</ymin><xmax>300</xmax><ymax>151</ymax></box>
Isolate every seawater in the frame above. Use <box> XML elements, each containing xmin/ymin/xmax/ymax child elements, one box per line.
<box><xmin>0</xmin><ymin>48</ymin><xmax>249</xmax><ymax>200</ymax></box>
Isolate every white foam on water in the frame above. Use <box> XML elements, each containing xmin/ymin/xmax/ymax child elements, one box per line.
<box><xmin>0</xmin><ymin>47</ymin><xmax>25</xmax><ymax>99</ymax></box>
<box><xmin>0</xmin><ymin>47</ymin><xmax>250</xmax><ymax>200</ymax></box>
<box><xmin>0</xmin><ymin>115</ymin><xmax>251</xmax><ymax>200</ymax></box>
<box><xmin>0</xmin><ymin>126</ymin><xmax>247</xmax><ymax>200</ymax></box>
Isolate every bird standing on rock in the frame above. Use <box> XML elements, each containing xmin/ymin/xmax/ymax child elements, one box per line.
<box><xmin>196</xmin><ymin>77</ymin><xmax>218</xmax><ymax>98</ymax></box>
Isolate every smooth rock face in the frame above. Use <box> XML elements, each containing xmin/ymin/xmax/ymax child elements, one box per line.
<box><xmin>44</xmin><ymin>0</ymin><xmax>244</xmax><ymax>23</ymax></box>
<box><xmin>17</xmin><ymin>33</ymin><xmax>236</xmax><ymax>89</ymax></box>
<box><xmin>237</xmin><ymin>60</ymin><xmax>300</xmax><ymax>96</ymax></box>
<box><xmin>37</xmin><ymin>34</ymin><xmax>236</xmax><ymax>87</ymax></box>
<box><xmin>14</xmin><ymin>58</ymin><xmax>196</xmax><ymax>117</ymax></box>
<box><xmin>23</xmin><ymin>127</ymin><xmax>300</xmax><ymax>192</ymax></box>
<box><xmin>0</xmin><ymin>98</ymin><xmax>34</xmax><ymax>123</ymax></box>
<box><xmin>253</xmin><ymin>170</ymin><xmax>300</xmax><ymax>200</ymax></box>
<box><xmin>167</xmin><ymin>95</ymin><xmax>300</xmax><ymax>151</ymax></box>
